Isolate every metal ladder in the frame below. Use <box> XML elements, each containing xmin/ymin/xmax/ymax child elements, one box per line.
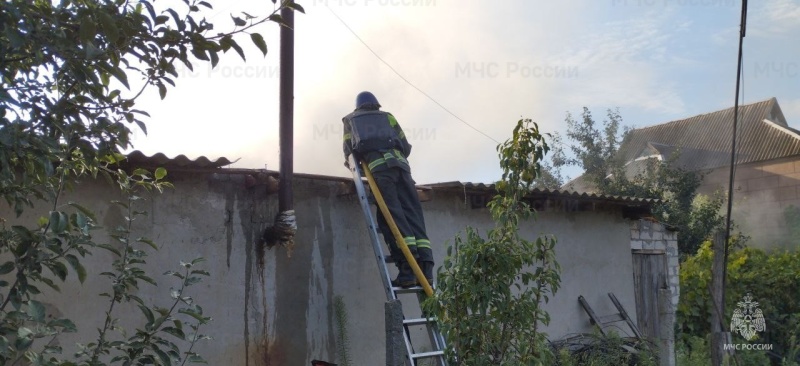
<box><xmin>349</xmin><ymin>156</ymin><xmax>448</xmax><ymax>366</ymax></box>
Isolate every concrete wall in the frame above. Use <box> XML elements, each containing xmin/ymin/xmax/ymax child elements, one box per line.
<box><xmin>428</xmin><ymin>192</ymin><xmax>640</xmax><ymax>340</ymax></box>
<box><xmin>1</xmin><ymin>170</ymin><xmax>641</xmax><ymax>365</ymax></box>
<box><xmin>700</xmin><ymin>156</ymin><xmax>800</xmax><ymax>249</ymax></box>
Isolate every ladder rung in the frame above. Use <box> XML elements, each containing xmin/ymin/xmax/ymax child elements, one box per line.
<box><xmin>403</xmin><ymin>317</ymin><xmax>437</xmax><ymax>326</ymax></box>
<box><xmin>392</xmin><ymin>286</ymin><xmax>424</xmax><ymax>294</ymax></box>
<box><xmin>598</xmin><ymin>313</ymin><xmax>625</xmax><ymax>324</ymax></box>
<box><xmin>411</xmin><ymin>350</ymin><xmax>445</xmax><ymax>359</ymax></box>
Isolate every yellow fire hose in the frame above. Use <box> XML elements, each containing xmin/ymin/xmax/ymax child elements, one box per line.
<box><xmin>361</xmin><ymin>161</ymin><xmax>433</xmax><ymax>297</ymax></box>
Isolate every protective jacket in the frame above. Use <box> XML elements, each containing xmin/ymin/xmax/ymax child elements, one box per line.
<box><xmin>341</xmin><ymin>105</ymin><xmax>435</xmax><ymax>277</ymax></box>
<box><xmin>342</xmin><ymin>108</ymin><xmax>412</xmax><ymax>172</ymax></box>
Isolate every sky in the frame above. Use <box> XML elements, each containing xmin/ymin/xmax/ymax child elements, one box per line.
<box><xmin>129</xmin><ymin>0</ymin><xmax>800</xmax><ymax>185</ymax></box>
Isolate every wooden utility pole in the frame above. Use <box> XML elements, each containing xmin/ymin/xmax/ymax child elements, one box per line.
<box><xmin>714</xmin><ymin>2</ymin><xmax>747</xmax><ymax>363</ymax></box>
<box><xmin>710</xmin><ymin>231</ymin><xmax>731</xmax><ymax>365</ymax></box>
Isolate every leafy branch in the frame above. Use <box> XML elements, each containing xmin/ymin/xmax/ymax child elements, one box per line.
<box><xmin>1</xmin><ymin>0</ymin><xmax>297</xmax><ymax>364</ymax></box>
<box><xmin>424</xmin><ymin>119</ymin><xmax>561</xmax><ymax>365</ymax></box>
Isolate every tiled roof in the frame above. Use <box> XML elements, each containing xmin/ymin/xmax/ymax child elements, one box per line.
<box><xmin>125</xmin><ymin>150</ymin><xmax>233</xmax><ymax>169</ymax></box>
<box><xmin>620</xmin><ymin>97</ymin><xmax>798</xmax><ymax>169</ymax></box>
<box><xmin>427</xmin><ymin>181</ymin><xmax>658</xmax><ymax>207</ymax></box>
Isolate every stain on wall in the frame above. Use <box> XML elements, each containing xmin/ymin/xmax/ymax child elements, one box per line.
<box><xmin>1</xmin><ymin>170</ymin><xmax>650</xmax><ymax>365</ymax></box>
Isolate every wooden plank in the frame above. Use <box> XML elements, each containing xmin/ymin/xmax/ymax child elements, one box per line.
<box><xmin>609</xmin><ymin>292</ymin><xmax>643</xmax><ymax>339</ymax></box>
<box><xmin>633</xmin><ymin>254</ymin><xmax>649</xmax><ymax>338</ymax></box>
<box><xmin>598</xmin><ymin>314</ymin><xmax>625</xmax><ymax>323</ymax></box>
<box><xmin>632</xmin><ymin>253</ymin><xmax>668</xmax><ymax>341</ymax></box>
<box><xmin>578</xmin><ymin>295</ymin><xmax>607</xmax><ymax>336</ymax></box>
<box><xmin>633</xmin><ymin>254</ymin><xmax>646</xmax><ymax>336</ymax></box>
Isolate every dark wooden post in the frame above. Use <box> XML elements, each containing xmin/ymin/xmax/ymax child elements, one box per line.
<box><xmin>710</xmin><ymin>230</ymin><xmax>731</xmax><ymax>365</ymax></box>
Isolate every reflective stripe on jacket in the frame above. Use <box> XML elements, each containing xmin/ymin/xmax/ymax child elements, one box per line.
<box><xmin>342</xmin><ymin>108</ymin><xmax>412</xmax><ymax>172</ymax></box>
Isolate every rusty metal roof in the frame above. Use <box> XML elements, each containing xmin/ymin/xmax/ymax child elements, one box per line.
<box><xmin>620</xmin><ymin>97</ymin><xmax>798</xmax><ymax>169</ymax></box>
<box><xmin>125</xmin><ymin>150</ymin><xmax>233</xmax><ymax>169</ymax></box>
<box><xmin>427</xmin><ymin>181</ymin><xmax>658</xmax><ymax>207</ymax></box>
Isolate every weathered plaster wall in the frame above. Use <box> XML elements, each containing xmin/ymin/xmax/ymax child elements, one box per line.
<box><xmin>1</xmin><ymin>171</ymin><xmax>641</xmax><ymax>365</ymax></box>
<box><xmin>700</xmin><ymin>156</ymin><xmax>800</xmax><ymax>249</ymax></box>
<box><xmin>419</xmin><ymin>192</ymin><xmax>639</xmax><ymax>339</ymax></box>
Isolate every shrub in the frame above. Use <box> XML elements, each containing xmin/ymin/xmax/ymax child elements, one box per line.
<box><xmin>552</xmin><ymin>332</ymin><xmax>658</xmax><ymax>366</ymax></box>
<box><xmin>678</xmin><ymin>241</ymin><xmax>800</xmax><ymax>360</ymax></box>
<box><xmin>676</xmin><ymin>335</ymin><xmax>772</xmax><ymax>366</ymax></box>
<box><xmin>423</xmin><ymin>119</ymin><xmax>561</xmax><ymax>365</ymax></box>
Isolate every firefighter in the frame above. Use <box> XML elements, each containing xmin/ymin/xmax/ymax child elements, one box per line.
<box><xmin>342</xmin><ymin>91</ymin><xmax>434</xmax><ymax>287</ymax></box>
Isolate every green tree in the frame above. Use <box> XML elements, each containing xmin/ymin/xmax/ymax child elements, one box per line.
<box><xmin>678</xmin><ymin>241</ymin><xmax>800</xmax><ymax>362</ymax></box>
<box><xmin>563</xmin><ymin>108</ymin><xmax>628</xmax><ymax>193</ymax></box>
<box><xmin>554</xmin><ymin>107</ymin><xmax>728</xmax><ymax>255</ymax></box>
<box><xmin>424</xmin><ymin>119</ymin><xmax>561</xmax><ymax>365</ymax></box>
<box><xmin>533</xmin><ymin>132</ymin><xmax>566</xmax><ymax>190</ymax></box>
<box><xmin>1</xmin><ymin>0</ymin><xmax>302</xmax><ymax>364</ymax></box>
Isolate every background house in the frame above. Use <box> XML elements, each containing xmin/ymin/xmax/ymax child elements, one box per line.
<box><xmin>567</xmin><ymin>97</ymin><xmax>800</xmax><ymax>249</ymax></box>
<box><xmin>1</xmin><ymin>152</ymin><xmax>677</xmax><ymax>365</ymax></box>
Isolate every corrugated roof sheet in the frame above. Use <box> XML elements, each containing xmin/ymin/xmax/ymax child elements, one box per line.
<box><xmin>427</xmin><ymin>181</ymin><xmax>658</xmax><ymax>206</ymax></box>
<box><xmin>125</xmin><ymin>150</ymin><xmax>233</xmax><ymax>169</ymax></box>
<box><xmin>620</xmin><ymin>97</ymin><xmax>799</xmax><ymax>169</ymax></box>
<box><xmin>564</xmin><ymin>98</ymin><xmax>799</xmax><ymax>192</ymax></box>
<box><xmin>118</xmin><ymin>153</ymin><xmax>654</xmax><ymax>211</ymax></box>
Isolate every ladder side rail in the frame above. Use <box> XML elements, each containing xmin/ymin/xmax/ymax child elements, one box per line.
<box><xmin>607</xmin><ymin>292</ymin><xmax>644</xmax><ymax>339</ymax></box>
<box><xmin>350</xmin><ymin>155</ymin><xmax>395</xmax><ymax>300</ymax></box>
<box><xmin>351</xmin><ymin>157</ymin><xmax>417</xmax><ymax>365</ymax></box>
<box><xmin>578</xmin><ymin>295</ymin><xmax>608</xmax><ymax>336</ymax></box>
<box><xmin>352</xmin><ymin>156</ymin><xmax>449</xmax><ymax>365</ymax></box>
<box><xmin>434</xmin><ymin>325</ymin><xmax>448</xmax><ymax>366</ymax></box>
<box><xmin>417</xmin><ymin>293</ymin><xmax>448</xmax><ymax>366</ymax></box>
<box><xmin>359</xmin><ymin>160</ymin><xmax>433</xmax><ymax>296</ymax></box>
<box><xmin>424</xmin><ymin>323</ymin><xmax>447</xmax><ymax>366</ymax></box>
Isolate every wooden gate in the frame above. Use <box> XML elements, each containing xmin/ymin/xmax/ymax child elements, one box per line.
<box><xmin>632</xmin><ymin>252</ymin><xmax>668</xmax><ymax>340</ymax></box>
